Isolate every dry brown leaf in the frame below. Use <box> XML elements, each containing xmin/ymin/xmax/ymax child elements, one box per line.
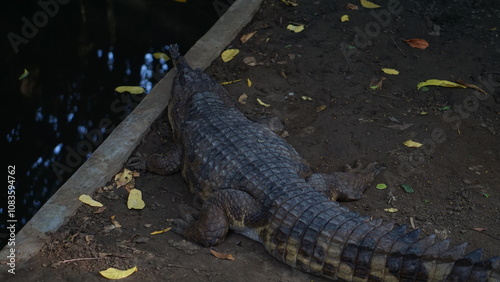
<box><xmin>240</xmin><ymin>31</ymin><xmax>257</xmax><ymax>44</ymax></box>
<box><xmin>471</xmin><ymin>227</ymin><xmax>487</xmax><ymax>232</ymax></box>
<box><xmin>280</xmin><ymin>70</ymin><xmax>287</xmax><ymax>79</ymax></box>
<box><xmin>403</xmin><ymin>38</ymin><xmax>429</xmax><ymax>49</ymax></box>
<box><xmin>369</xmin><ymin>77</ymin><xmax>386</xmax><ymax>90</ymax></box>
<box><xmin>238</xmin><ymin>93</ymin><xmax>248</xmax><ymax>105</ymax></box>
<box><xmin>94</xmin><ymin>206</ymin><xmax>107</xmax><ymax>214</ymax></box>
<box><xmin>457</xmin><ymin>80</ymin><xmax>489</xmax><ymax>95</ymax></box>
<box><xmin>210</xmin><ymin>249</ymin><xmax>235</xmax><ymax>260</ymax></box>
<box><xmin>316</xmin><ymin>105</ymin><xmax>327</xmax><ymax>112</ymax></box>
<box><xmin>346</xmin><ymin>3</ymin><xmax>359</xmax><ymax>10</ymax></box>
<box><xmin>243</xmin><ymin>56</ymin><xmax>257</xmax><ymax>66</ymax></box>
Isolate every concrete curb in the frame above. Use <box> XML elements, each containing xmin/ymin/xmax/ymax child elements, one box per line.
<box><xmin>1</xmin><ymin>0</ymin><xmax>263</xmax><ymax>271</ymax></box>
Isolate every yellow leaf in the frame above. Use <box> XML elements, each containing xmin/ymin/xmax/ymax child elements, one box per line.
<box><xmin>114</xmin><ymin>168</ymin><xmax>134</xmax><ymax>187</ymax></box>
<box><xmin>384</xmin><ymin>208</ymin><xmax>399</xmax><ymax>213</ymax></box>
<box><xmin>115</xmin><ymin>86</ymin><xmax>145</xmax><ymax>94</ymax></box>
<box><xmin>360</xmin><ymin>0</ymin><xmax>381</xmax><ymax>8</ymax></box>
<box><xmin>153</xmin><ymin>52</ymin><xmax>170</xmax><ymax>61</ymax></box>
<box><xmin>256</xmin><ymin>98</ymin><xmax>271</xmax><ymax>107</ymax></box>
<box><xmin>403</xmin><ymin>140</ymin><xmax>423</xmax><ymax>148</ymax></box>
<box><xmin>127</xmin><ymin>189</ymin><xmax>145</xmax><ymax>210</ymax></box>
<box><xmin>340</xmin><ymin>15</ymin><xmax>349</xmax><ymax>22</ymax></box>
<box><xmin>381</xmin><ymin>68</ymin><xmax>399</xmax><ymax>75</ymax></box>
<box><xmin>220</xmin><ymin>79</ymin><xmax>242</xmax><ymax>85</ymax></box>
<box><xmin>417</xmin><ymin>79</ymin><xmax>467</xmax><ymax>89</ymax></box>
<box><xmin>150</xmin><ymin>227</ymin><xmax>172</xmax><ymax>235</ymax></box>
<box><xmin>18</xmin><ymin>68</ymin><xmax>29</xmax><ymax>80</ymax></box>
<box><xmin>221</xmin><ymin>49</ymin><xmax>239</xmax><ymax>63</ymax></box>
<box><xmin>287</xmin><ymin>24</ymin><xmax>304</xmax><ymax>33</ymax></box>
<box><xmin>247</xmin><ymin>78</ymin><xmax>252</xmax><ymax>87</ymax></box>
<box><xmin>210</xmin><ymin>249</ymin><xmax>236</xmax><ymax>260</ymax></box>
<box><xmin>99</xmin><ymin>266</ymin><xmax>138</xmax><ymax>279</ymax></box>
<box><xmin>301</xmin><ymin>96</ymin><xmax>313</xmax><ymax>101</ymax></box>
<box><xmin>240</xmin><ymin>31</ymin><xmax>257</xmax><ymax>44</ymax></box>
<box><xmin>79</xmin><ymin>195</ymin><xmax>103</xmax><ymax>207</ymax></box>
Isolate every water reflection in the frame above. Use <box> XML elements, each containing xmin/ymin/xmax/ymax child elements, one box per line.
<box><xmin>2</xmin><ymin>0</ymin><xmax>221</xmax><ymax>248</ymax></box>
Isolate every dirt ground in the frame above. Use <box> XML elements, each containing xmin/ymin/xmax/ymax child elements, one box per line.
<box><xmin>7</xmin><ymin>0</ymin><xmax>500</xmax><ymax>281</ymax></box>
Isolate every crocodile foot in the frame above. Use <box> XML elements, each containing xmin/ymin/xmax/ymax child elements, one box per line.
<box><xmin>126</xmin><ymin>153</ymin><xmax>148</xmax><ymax>171</ymax></box>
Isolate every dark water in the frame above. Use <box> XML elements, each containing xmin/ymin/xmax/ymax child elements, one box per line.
<box><xmin>1</xmin><ymin>0</ymin><xmax>231</xmax><ymax>248</ymax></box>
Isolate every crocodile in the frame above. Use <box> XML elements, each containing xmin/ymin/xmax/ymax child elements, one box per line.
<box><xmin>141</xmin><ymin>44</ymin><xmax>500</xmax><ymax>281</ymax></box>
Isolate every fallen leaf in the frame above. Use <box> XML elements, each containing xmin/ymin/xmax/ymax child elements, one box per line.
<box><xmin>346</xmin><ymin>3</ymin><xmax>359</xmax><ymax>10</ymax></box>
<box><xmin>341</xmin><ymin>15</ymin><xmax>349</xmax><ymax>22</ymax></box>
<box><xmin>152</xmin><ymin>52</ymin><xmax>170</xmax><ymax>61</ymax></box>
<box><xmin>360</xmin><ymin>0</ymin><xmax>381</xmax><ymax>9</ymax></box>
<box><xmin>369</xmin><ymin>77</ymin><xmax>386</xmax><ymax>90</ymax></box>
<box><xmin>417</xmin><ymin>79</ymin><xmax>467</xmax><ymax>89</ymax></box>
<box><xmin>471</xmin><ymin>227</ymin><xmax>487</xmax><ymax>232</ymax></box>
<box><xmin>221</xmin><ymin>49</ymin><xmax>240</xmax><ymax>63</ymax></box>
<box><xmin>99</xmin><ymin>266</ymin><xmax>138</xmax><ymax>279</ymax></box>
<box><xmin>301</xmin><ymin>96</ymin><xmax>313</xmax><ymax>101</ymax></box>
<box><xmin>111</xmin><ymin>215</ymin><xmax>122</xmax><ymax>228</ymax></box>
<box><xmin>210</xmin><ymin>249</ymin><xmax>235</xmax><ymax>260</ymax></box>
<box><xmin>384</xmin><ymin>208</ymin><xmax>399</xmax><ymax>213</ymax></box>
<box><xmin>127</xmin><ymin>189</ymin><xmax>145</xmax><ymax>210</ymax></box>
<box><xmin>94</xmin><ymin>206</ymin><xmax>107</xmax><ymax>214</ymax></box>
<box><xmin>247</xmin><ymin>78</ymin><xmax>252</xmax><ymax>87</ymax></box>
<box><xmin>240</xmin><ymin>31</ymin><xmax>257</xmax><ymax>44</ymax></box>
<box><xmin>115</xmin><ymin>86</ymin><xmax>145</xmax><ymax>94</ymax></box>
<box><xmin>287</xmin><ymin>24</ymin><xmax>305</xmax><ymax>33</ymax></box>
<box><xmin>401</xmin><ymin>184</ymin><xmax>415</xmax><ymax>193</ymax></box>
<box><xmin>281</xmin><ymin>0</ymin><xmax>298</xmax><ymax>6</ymax></box>
<box><xmin>238</xmin><ymin>93</ymin><xmax>248</xmax><ymax>105</ymax></box>
<box><xmin>386</xmin><ymin>123</ymin><xmax>413</xmax><ymax>130</ymax></box>
<box><xmin>114</xmin><ymin>168</ymin><xmax>134</xmax><ymax>187</ymax></box>
<box><xmin>403</xmin><ymin>38</ymin><xmax>429</xmax><ymax>49</ymax></box>
<box><xmin>257</xmin><ymin>98</ymin><xmax>271</xmax><ymax>107</ymax></box>
<box><xmin>376</xmin><ymin>183</ymin><xmax>387</xmax><ymax>190</ymax></box>
<box><xmin>150</xmin><ymin>227</ymin><xmax>172</xmax><ymax>235</ymax></box>
<box><xmin>220</xmin><ymin>79</ymin><xmax>242</xmax><ymax>85</ymax></box>
<box><xmin>403</xmin><ymin>140</ymin><xmax>423</xmax><ymax>148</ymax></box>
<box><xmin>381</xmin><ymin>68</ymin><xmax>399</xmax><ymax>75</ymax></box>
<box><xmin>18</xmin><ymin>68</ymin><xmax>29</xmax><ymax>80</ymax></box>
<box><xmin>483</xmin><ymin>193</ymin><xmax>491</xmax><ymax>198</ymax></box>
<box><xmin>79</xmin><ymin>195</ymin><xmax>103</xmax><ymax>207</ymax></box>
<box><xmin>280</xmin><ymin>70</ymin><xmax>287</xmax><ymax>79</ymax></box>
<box><xmin>243</xmin><ymin>56</ymin><xmax>257</xmax><ymax>66</ymax></box>
<box><xmin>316</xmin><ymin>105</ymin><xmax>327</xmax><ymax>112</ymax></box>
<box><xmin>456</xmin><ymin>80</ymin><xmax>489</xmax><ymax>95</ymax></box>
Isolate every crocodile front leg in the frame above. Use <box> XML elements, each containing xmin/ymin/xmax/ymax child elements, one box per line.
<box><xmin>306</xmin><ymin>161</ymin><xmax>385</xmax><ymax>201</ymax></box>
<box><xmin>172</xmin><ymin>189</ymin><xmax>268</xmax><ymax>247</ymax></box>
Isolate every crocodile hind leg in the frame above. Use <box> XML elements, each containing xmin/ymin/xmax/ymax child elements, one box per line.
<box><xmin>306</xmin><ymin>161</ymin><xmax>385</xmax><ymax>201</ymax></box>
<box><xmin>172</xmin><ymin>189</ymin><xmax>267</xmax><ymax>247</ymax></box>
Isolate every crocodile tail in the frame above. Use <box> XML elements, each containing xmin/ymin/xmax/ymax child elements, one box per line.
<box><xmin>265</xmin><ymin>197</ymin><xmax>500</xmax><ymax>281</ymax></box>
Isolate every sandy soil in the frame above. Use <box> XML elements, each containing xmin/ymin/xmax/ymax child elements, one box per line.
<box><xmin>7</xmin><ymin>0</ymin><xmax>500</xmax><ymax>281</ymax></box>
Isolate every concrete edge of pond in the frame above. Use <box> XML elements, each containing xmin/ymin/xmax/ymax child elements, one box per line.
<box><xmin>0</xmin><ymin>0</ymin><xmax>264</xmax><ymax>271</ymax></box>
